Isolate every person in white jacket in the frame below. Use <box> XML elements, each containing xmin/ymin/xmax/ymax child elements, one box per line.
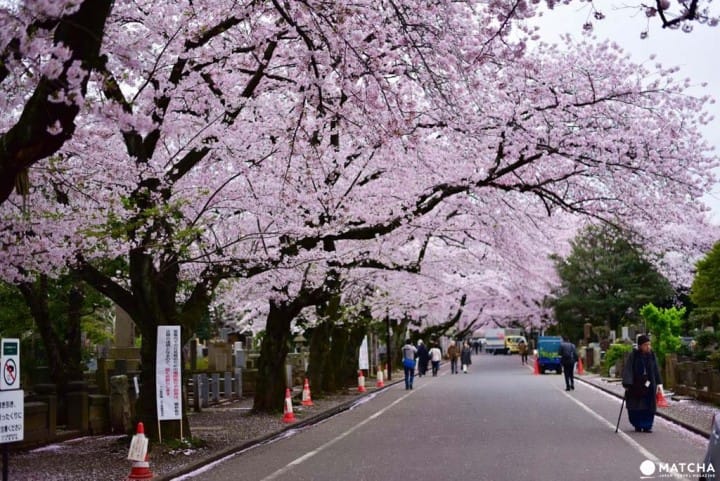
<box><xmin>429</xmin><ymin>343</ymin><xmax>442</xmax><ymax>376</ymax></box>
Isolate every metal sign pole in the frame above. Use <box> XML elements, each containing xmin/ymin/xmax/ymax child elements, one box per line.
<box><xmin>2</xmin><ymin>440</ymin><xmax>8</xmax><ymax>481</ymax></box>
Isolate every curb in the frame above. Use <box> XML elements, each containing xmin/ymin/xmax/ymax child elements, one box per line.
<box><xmin>155</xmin><ymin>378</ymin><xmax>404</xmax><ymax>481</ymax></box>
<box><xmin>577</xmin><ymin>376</ymin><xmax>711</xmax><ymax>438</ymax></box>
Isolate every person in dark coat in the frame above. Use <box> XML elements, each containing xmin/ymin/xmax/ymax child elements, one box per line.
<box><xmin>416</xmin><ymin>340</ymin><xmax>430</xmax><ymax>377</ymax></box>
<box><xmin>460</xmin><ymin>341</ymin><xmax>473</xmax><ymax>373</ymax></box>
<box><xmin>558</xmin><ymin>336</ymin><xmax>577</xmax><ymax>391</ymax></box>
<box><xmin>622</xmin><ymin>335</ymin><xmax>663</xmax><ymax>433</ymax></box>
<box><xmin>447</xmin><ymin>341</ymin><xmax>460</xmax><ymax>374</ymax></box>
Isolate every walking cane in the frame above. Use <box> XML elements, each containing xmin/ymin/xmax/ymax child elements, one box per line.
<box><xmin>615</xmin><ymin>390</ymin><xmax>626</xmax><ymax>433</ymax></box>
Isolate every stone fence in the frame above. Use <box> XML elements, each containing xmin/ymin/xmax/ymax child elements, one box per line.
<box><xmin>15</xmin><ymin>350</ymin><xmax>310</xmax><ymax>448</ymax></box>
<box><xmin>665</xmin><ymin>354</ymin><xmax>720</xmax><ymax>405</ymax></box>
<box><xmin>611</xmin><ymin>353</ymin><xmax>720</xmax><ymax>406</ymax></box>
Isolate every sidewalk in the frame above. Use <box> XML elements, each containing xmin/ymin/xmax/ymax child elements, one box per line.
<box><xmin>578</xmin><ymin>373</ymin><xmax>716</xmax><ymax>438</ymax></box>
<box><xmin>4</xmin><ymin>376</ymin><xmax>404</xmax><ymax>481</ymax></box>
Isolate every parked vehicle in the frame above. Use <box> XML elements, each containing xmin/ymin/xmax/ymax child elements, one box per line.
<box><xmin>536</xmin><ymin>336</ymin><xmax>562</xmax><ymax>374</ymax></box>
<box><xmin>484</xmin><ymin>328</ymin><xmax>507</xmax><ymax>355</ymax></box>
<box><xmin>484</xmin><ymin>328</ymin><xmax>523</xmax><ymax>355</ymax></box>
<box><xmin>505</xmin><ymin>335</ymin><xmax>527</xmax><ymax>354</ymax></box>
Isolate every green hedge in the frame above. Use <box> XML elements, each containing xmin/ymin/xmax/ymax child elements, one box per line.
<box><xmin>603</xmin><ymin>343</ymin><xmax>632</xmax><ymax>376</ymax></box>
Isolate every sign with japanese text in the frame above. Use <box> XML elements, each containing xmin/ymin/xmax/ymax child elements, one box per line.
<box><xmin>0</xmin><ymin>389</ymin><xmax>24</xmax><ymax>443</ymax></box>
<box><xmin>358</xmin><ymin>336</ymin><xmax>369</xmax><ymax>370</ymax></box>
<box><xmin>156</xmin><ymin>326</ymin><xmax>182</xmax><ymax>421</ymax></box>
<box><xmin>1</xmin><ymin>338</ymin><xmax>20</xmax><ymax>391</ymax></box>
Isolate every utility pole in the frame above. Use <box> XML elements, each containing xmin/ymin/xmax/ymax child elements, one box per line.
<box><xmin>385</xmin><ymin>313</ymin><xmax>392</xmax><ymax>380</ymax></box>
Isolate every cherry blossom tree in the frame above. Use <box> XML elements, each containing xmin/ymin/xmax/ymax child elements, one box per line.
<box><xmin>0</xmin><ymin>0</ymin><xmax>112</xmax><ymax>203</ymax></box>
<box><xmin>1</xmin><ymin>0</ymin><xmax>718</xmax><ymax>434</ymax></box>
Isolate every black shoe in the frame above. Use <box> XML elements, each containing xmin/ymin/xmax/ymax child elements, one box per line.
<box><xmin>642</xmin><ymin>428</ymin><xmax>652</xmax><ymax>433</ymax></box>
<box><xmin>571</xmin><ymin>386</ymin><xmax>575</xmax><ymax>390</ymax></box>
<box><xmin>565</xmin><ymin>387</ymin><xmax>571</xmax><ymax>391</ymax></box>
<box><xmin>635</xmin><ymin>427</ymin><xmax>642</xmax><ymax>432</ymax></box>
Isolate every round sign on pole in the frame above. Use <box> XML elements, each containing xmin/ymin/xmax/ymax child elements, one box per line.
<box><xmin>3</xmin><ymin>359</ymin><xmax>17</xmax><ymax>388</ymax></box>
<box><xmin>1</xmin><ymin>338</ymin><xmax>20</xmax><ymax>391</ymax></box>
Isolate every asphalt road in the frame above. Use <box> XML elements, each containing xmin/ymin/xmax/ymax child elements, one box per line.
<box><xmin>173</xmin><ymin>354</ymin><xmax>711</xmax><ymax>481</ymax></box>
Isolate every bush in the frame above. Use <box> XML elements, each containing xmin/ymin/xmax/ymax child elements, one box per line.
<box><xmin>709</xmin><ymin>351</ymin><xmax>720</xmax><ymax>371</ymax></box>
<box><xmin>603</xmin><ymin>342</ymin><xmax>633</xmax><ymax>376</ymax></box>
<box><xmin>694</xmin><ymin>350</ymin><xmax>711</xmax><ymax>362</ymax></box>
<box><xmin>695</xmin><ymin>331</ymin><xmax>716</xmax><ymax>350</ymax></box>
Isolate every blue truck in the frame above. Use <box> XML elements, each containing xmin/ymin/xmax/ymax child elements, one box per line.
<box><xmin>537</xmin><ymin>336</ymin><xmax>563</xmax><ymax>374</ymax></box>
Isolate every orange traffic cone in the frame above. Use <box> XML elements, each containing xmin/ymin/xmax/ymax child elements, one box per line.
<box><xmin>357</xmin><ymin>370</ymin><xmax>366</xmax><ymax>393</ymax></box>
<box><xmin>301</xmin><ymin>378</ymin><xmax>313</xmax><ymax>406</ymax></box>
<box><xmin>576</xmin><ymin>356</ymin><xmax>585</xmax><ymax>375</ymax></box>
<box><xmin>127</xmin><ymin>456</ymin><xmax>153</xmax><ymax>480</ymax></box>
<box><xmin>656</xmin><ymin>386</ymin><xmax>669</xmax><ymax>408</ymax></box>
<box><xmin>126</xmin><ymin>423</ymin><xmax>153</xmax><ymax>480</ymax></box>
<box><xmin>282</xmin><ymin>388</ymin><xmax>296</xmax><ymax>423</ymax></box>
<box><xmin>376</xmin><ymin>369</ymin><xmax>385</xmax><ymax>388</ymax></box>
<box><xmin>533</xmin><ymin>357</ymin><xmax>540</xmax><ymax>375</ymax></box>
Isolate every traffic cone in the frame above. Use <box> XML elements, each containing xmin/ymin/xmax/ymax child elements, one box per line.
<box><xmin>357</xmin><ymin>370</ymin><xmax>366</xmax><ymax>393</ymax></box>
<box><xmin>126</xmin><ymin>423</ymin><xmax>153</xmax><ymax>480</ymax></box>
<box><xmin>301</xmin><ymin>378</ymin><xmax>313</xmax><ymax>406</ymax></box>
<box><xmin>533</xmin><ymin>357</ymin><xmax>540</xmax><ymax>375</ymax></box>
<box><xmin>376</xmin><ymin>369</ymin><xmax>385</xmax><ymax>388</ymax></box>
<box><xmin>576</xmin><ymin>356</ymin><xmax>585</xmax><ymax>375</ymax></box>
<box><xmin>127</xmin><ymin>455</ymin><xmax>153</xmax><ymax>480</ymax></box>
<box><xmin>656</xmin><ymin>386</ymin><xmax>669</xmax><ymax>408</ymax></box>
<box><xmin>282</xmin><ymin>388</ymin><xmax>296</xmax><ymax>423</ymax></box>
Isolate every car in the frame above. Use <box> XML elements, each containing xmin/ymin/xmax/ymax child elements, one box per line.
<box><xmin>505</xmin><ymin>335</ymin><xmax>527</xmax><ymax>354</ymax></box>
<box><xmin>700</xmin><ymin>412</ymin><xmax>720</xmax><ymax>480</ymax></box>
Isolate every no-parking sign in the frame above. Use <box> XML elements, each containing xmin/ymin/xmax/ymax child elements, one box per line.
<box><xmin>1</xmin><ymin>338</ymin><xmax>20</xmax><ymax>391</ymax></box>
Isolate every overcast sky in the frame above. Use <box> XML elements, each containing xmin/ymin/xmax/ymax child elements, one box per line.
<box><xmin>530</xmin><ymin>3</ymin><xmax>720</xmax><ymax>223</ymax></box>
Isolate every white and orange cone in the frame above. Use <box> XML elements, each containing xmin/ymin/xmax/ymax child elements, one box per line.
<box><xmin>301</xmin><ymin>378</ymin><xmax>313</xmax><ymax>406</ymax></box>
<box><xmin>127</xmin><ymin>455</ymin><xmax>153</xmax><ymax>481</ymax></box>
<box><xmin>126</xmin><ymin>422</ymin><xmax>153</xmax><ymax>480</ymax></box>
<box><xmin>576</xmin><ymin>356</ymin><xmax>585</xmax><ymax>375</ymax></box>
<box><xmin>376</xmin><ymin>369</ymin><xmax>385</xmax><ymax>388</ymax></box>
<box><xmin>357</xmin><ymin>370</ymin><xmax>366</xmax><ymax>393</ymax></box>
<box><xmin>282</xmin><ymin>388</ymin><xmax>296</xmax><ymax>423</ymax></box>
<box><xmin>656</xmin><ymin>385</ymin><xmax>669</xmax><ymax>408</ymax></box>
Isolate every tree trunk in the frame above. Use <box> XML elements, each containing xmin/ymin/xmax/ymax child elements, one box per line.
<box><xmin>17</xmin><ymin>275</ymin><xmax>85</xmax><ymax>392</ymax></box>
<box><xmin>307</xmin><ymin>321</ymin><xmax>332</xmax><ymax>396</ymax></box>
<box><xmin>253</xmin><ymin>300</ymin><xmax>295</xmax><ymax>413</ymax></box>
<box><xmin>65</xmin><ymin>284</ymin><xmax>84</xmax><ymax>382</ymax></box>
<box><xmin>77</xmin><ymin>253</ymin><xmax>203</xmax><ymax>441</ymax></box>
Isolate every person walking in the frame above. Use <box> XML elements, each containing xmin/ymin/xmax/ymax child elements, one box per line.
<box><xmin>558</xmin><ymin>336</ymin><xmax>577</xmax><ymax>391</ymax></box>
<box><xmin>447</xmin><ymin>341</ymin><xmax>460</xmax><ymax>374</ymax></box>
<box><xmin>518</xmin><ymin>339</ymin><xmax>529</xmax><ymax>365</ymax></box>
<box><xmin>622</xmin><ymin>335</ymin><xmax>663</xmax><ymax>433</ymax></box>
<box><xmin>460</xmin><ymin>341</ymin><xmax>473</xmax><ymax>373</ymax></box>
<box><xmin>416</xmin><ymin>339</ymin><xmax>430</xmax><ymax>377</ymax></box>
<box><xmin>429</xmin><ymin>342</ymin><xmax>442</xmax><ymax>376</ymax></box>
<box><xmin>401</xmin><ymin>339</ymin><xmax>417</xmax><ymax>390</ymax></box>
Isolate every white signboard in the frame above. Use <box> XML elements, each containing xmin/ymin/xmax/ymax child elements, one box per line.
<box><xmin>156</xmin><ymin>326</ymin><xmax>182</xmax><ymax>421</ymax></box>
<box><xmin>0</xmin><ymin>389</ymin><xmax>24</xmax><ymax>443</ymax></box>
<box><xmin>358</xmin><ymin>336</ymin><xmax>369</xmax><ymax>370</ymax></box>
<box><xmin>127</xmin><ymin>431</ymin><xmax>149</xmax><ymax>461</ymax></box>
<box><xmin>1</xmin><ymin>338</ymin><xmax>20</xmax><ymax>391</ymax></box>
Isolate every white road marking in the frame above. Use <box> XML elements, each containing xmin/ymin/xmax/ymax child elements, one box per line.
<box><xmin>258</xmin><ymin>383</ymin><xmax>421</xmax><ymax>481</ymax></box>
<box><xmin>560</xmin><ymin>387</ymin><xmax>685</xmax><ymax>481</ymax></box>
